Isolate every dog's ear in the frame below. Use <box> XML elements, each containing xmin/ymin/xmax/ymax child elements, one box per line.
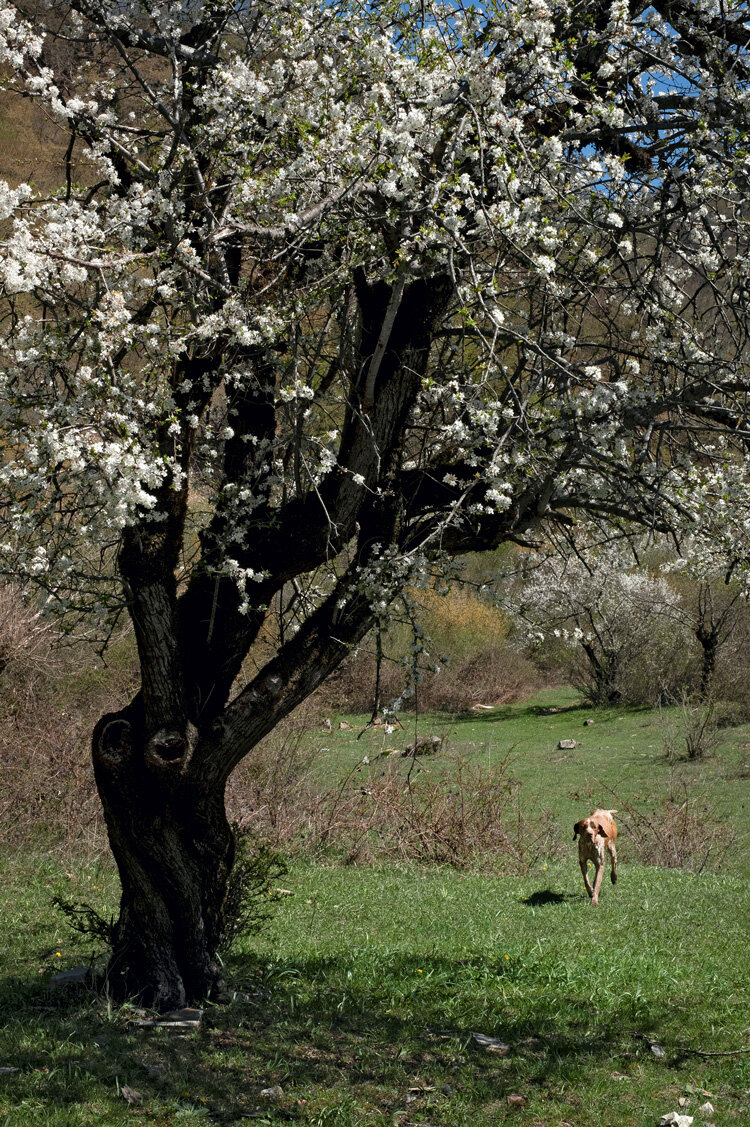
<box><xmin>573</xmin><ymin>820</ymin><xmax>584</xmax><ymax>840</ymax></box>
<box><xmin>596</xmin><ymin>822</ymin><xmax>608</xmax><ymax>837</ymax></box>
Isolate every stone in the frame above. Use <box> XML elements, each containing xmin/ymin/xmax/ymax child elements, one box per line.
<box><xmin>471</xmin><ymin>1032</ymin><xmax>510</xmax><ymax>1055</ymax></box>
<box><xmin>132</xmin><ymin>1006</ymin><xmax>202</xmax><ymax>1030</ymax></box>
<box><xmin>50</xmin><ymin>965</ymin><xmax>90</xmax><ymax>987</ymax></box>
<box><xmin>403</xmin><ymin>734</ymin><xmax>443</xmax><ymax>756</ymax></box>
<box><xmin>698</xmin><ymin>1103</ymin><xmax>715</xmax><ymax>1116</ymax></box>
<box><xmin>261</xmin><ymin>1085</ymin><xmax>284</xmax><ymax>1099</ymax></box>
<box><xmin>120</xmin><ymin>1085</ymin><xmax>143</xmax><ymax>1105</ymax></box>
<box><xmin>558</xmin><ymin>739</ymin><xmax>580</xmax><ymax>749</ymax></box>
<box><xmin>155</xmin><ymin>1007</ymin><xmax>201</xmax><ymax>1029</ymax></box>
<box><xmin>156</xmin><ymin>1009</ymin><xmax>201</xmax><ymax>1027</ymax></box>
<box><xmin>659</xmin><ymin>1114</ymin><xmax>694</xmax><ymax>1127</ymax></box>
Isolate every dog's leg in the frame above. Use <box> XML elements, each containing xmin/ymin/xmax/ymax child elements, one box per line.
<box><xmin>609</xmin><ymin>842</ymin><xmax>618</xmax><ymax>884</ymax></box>
<box><xmin>591</xmin><ymin>861</ymin><xmax>604</xmax><ymax>906</ymax></box>
<box><xmin>580</xmin><ymin>859</ymin><xmax>594</xmax><ymax>898</ymax></box>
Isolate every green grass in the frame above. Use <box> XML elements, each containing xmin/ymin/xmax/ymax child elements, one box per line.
<box><xmin>1</xmin><ymin>692</ymin><xmax>748</xmax><ymax>1125</ymax></box>
<box><xmin>0</xmin><ymin>856</ymin><xmax>748</xmax><ymax>1125</ymax></box>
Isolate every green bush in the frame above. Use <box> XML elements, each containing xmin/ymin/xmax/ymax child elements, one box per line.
<box><xmin>219</xmin><ymin>826</ymin><xmax>288</xmax><ymax>954</ymax></box>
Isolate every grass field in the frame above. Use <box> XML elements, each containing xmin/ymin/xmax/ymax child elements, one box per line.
<box><xmin>1</xmin><ymin>693</ymin><xmax>748</xmax><ymax>1125</ymax></box>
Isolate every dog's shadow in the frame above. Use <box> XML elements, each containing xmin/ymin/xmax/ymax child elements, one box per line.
<box><xmin>521</xmin><ymin>889</ymin><xmax>576</xmax><ymax>907</ymax></box>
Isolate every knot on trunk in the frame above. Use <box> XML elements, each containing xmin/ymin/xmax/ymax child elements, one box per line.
<box><xmin>147</xmin><ymin>729</ymin><xmax>188</xmax><ymax>769</ymax></box>
<box><xmin>92</xmin><ymin>715</ymin><xmax>134</xmax><ymax>771</ymax></box>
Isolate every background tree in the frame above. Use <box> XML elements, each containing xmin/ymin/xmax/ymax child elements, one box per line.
<box><xmin>507</xmin><ymin>541</ymin><xmax>694</xmax><ymax>705</ymax></box>
<box><xmin>1</xmin><ymin>0</ymin><xmax>750</xmax><ymax>1008</ymax></box>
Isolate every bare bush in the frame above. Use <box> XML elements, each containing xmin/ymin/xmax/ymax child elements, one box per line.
<box><xmin>227</xmin><ymin>700</ymin><xmax>323</xmax><ymax>843</ymax></box>
<box><xmin>418</xmin><ymin>647</ymin><xmax>539</xmax><ymax>712</ymax></box>
<box><xmin>660</xmin><ymin>697</ymin><xmax>719</xmax><ymax>761</ymax></box>
<box><xmin>319</xmin><ymin>648</ymin><xmax>409</xmax><ymax>714</ymax></box>
<box><xmin>0</xmin><ymin>583</ymin><xmax>56</xmax><ymax>691</ymax></box>
<box><xmin>0</xmin><ymin>691</ymin><xmax>109</xmax><ymax>853</ymax></box>
<box><xmin>323</xmin><ymin>643</ymin><xmax>538</xmax><ymax>715</ymax></box>
<box><xmin>710</xmin><ymin>603</ymin><xmax>750</xmax><ymax>722</ymax></box>
<box><xmin>232</xmin><ymin>740</ymin><xmax>563</xmax><ymax>873</ymax></box>
<box><xmin>582</xmin><ymin>783</ymin><xmax>737</xmax><ymax>873</ymax></box>
<box><xmin>622</xmin><ymin>796</ymin><xmax>736</xmax><ymax>872</ymax></box>
<box><xmin>0</xmin><ymin>625</ymin><xmax>139</xmax><ymax>854</ymax></box>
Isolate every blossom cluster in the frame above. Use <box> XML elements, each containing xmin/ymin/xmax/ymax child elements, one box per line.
<box><xmin>0</xmin><ymin>0</ymin><xmax>748</xmax><ymax>633</ymax></box>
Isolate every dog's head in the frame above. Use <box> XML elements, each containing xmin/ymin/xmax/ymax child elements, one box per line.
<box><xmin>573</xmin><ymin>817</ymin><xmax>608</xmax><ymax>843</ymax></box>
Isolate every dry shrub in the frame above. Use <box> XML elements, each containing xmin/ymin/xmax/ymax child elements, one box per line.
<box><xmin>0</xmin><ymin>702</ymin><xmax>103</xmax><ymax>851</ymax></box>
<box><xmin>314</xmin><ymin>755</ymin><xmax>562</xmax><ymax>872</ymax></box>
<box><xmin>227</xmin><ymin>698</ymin><xmax>324</xmax><ymax>842</ymax></box>
<box><xmin>231</xmin><ymin>740</ymin><xmax>563</xmax><ymax>874</ymax></box>
<box><xmin>585</xmin><ymin>787</ymin><xmax>737</xmax><ymax>873</ymax></box>
<box><xmin>418</xmin><ymin>646</ymin><xmax>539</xmax><ymax>712</ymax></box>
<box><xmin>322</xmin><ymin>583</ymin><xmax>539</xmax><ymax>715</ymax></box>
<box><xmin>0</xmin><ymin>583</ymin><xmax>56</xmax><ymax>692</ymax></box>
<box><xmin>660</xmin><ymin>697</ymin><xmax>719</xmax><ymax>761</ymax></box>
<box><xmin>324</xmin><ymin>644</ymin><xmax>538</xmax><ymax>714</ymax></box>
<box><xmin>625</xmin><ymin>798</ymin><xmax>736</xmax><ymax>871</ymax></box>
<box><xmin>416</xmin><ymin>586</ymin><xmax>511</xmax><ymax>658</ymax></box>
<box><xmin>320</xmin><ymin>648</ymin><xmax>408</xmax><ymax>713</ymax></box>
<box><xmin>0</xmin><ymin>587</ymin><xmax>139</xmax><ymax>853</ymax></box>
<box><xmin>711</xmin><ymin>607</ymin><xmax>750</xmax><ymax>722</ymax></box>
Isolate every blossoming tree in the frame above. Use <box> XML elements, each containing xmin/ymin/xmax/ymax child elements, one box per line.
<box><xmin>508</xmin><ymin>542</ymin><xmax>693</xmax><ymax>704</ymax></box>
<box><xmin>1</xmin><ymin>0</ymin><xmax>750</xmax><ymax>1007</ymax></box>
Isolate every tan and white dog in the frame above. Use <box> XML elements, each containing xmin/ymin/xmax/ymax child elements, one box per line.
<box><xmin>573</xmin><ymin>809</ymin><xmax>618</xmax><ymax>905</ymax></box>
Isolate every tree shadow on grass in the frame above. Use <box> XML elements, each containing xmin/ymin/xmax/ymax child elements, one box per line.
<box><xmin>0</xmin><ymin>952</ymin><xmax>688</xmax><ymax>1125</ymax></box>
<box><xmin>455</xmin><ymin>700</ymin><xmax>592</xmax><ymax>725</ymax></box>
<box><xmin>454</xmin><ymin>700</ymin><xmax>656</xmax><ymax>728</ymax></box>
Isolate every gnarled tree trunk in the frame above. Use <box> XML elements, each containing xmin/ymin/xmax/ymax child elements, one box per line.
<box><xmin>92</xmin><ymin>707</ymin><xmax>234</xmax><ymax>1009</ymax></box>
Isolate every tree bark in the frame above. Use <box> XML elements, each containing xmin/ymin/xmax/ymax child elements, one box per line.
<box><xmin>92</xmin><ymin>707</ymin><xmax>233</xmax><ymax>1009</ymax></box>
<box><xmin>697</xmin><ymin>631</ymin><xmax>717</xmax><ymax>701</ymax></box>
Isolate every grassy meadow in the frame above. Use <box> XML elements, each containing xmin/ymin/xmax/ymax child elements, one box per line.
<box><xmin>1</xmin><ymin>693</ymin><xmax>748</xmax><ymax>1126</ymax></box>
